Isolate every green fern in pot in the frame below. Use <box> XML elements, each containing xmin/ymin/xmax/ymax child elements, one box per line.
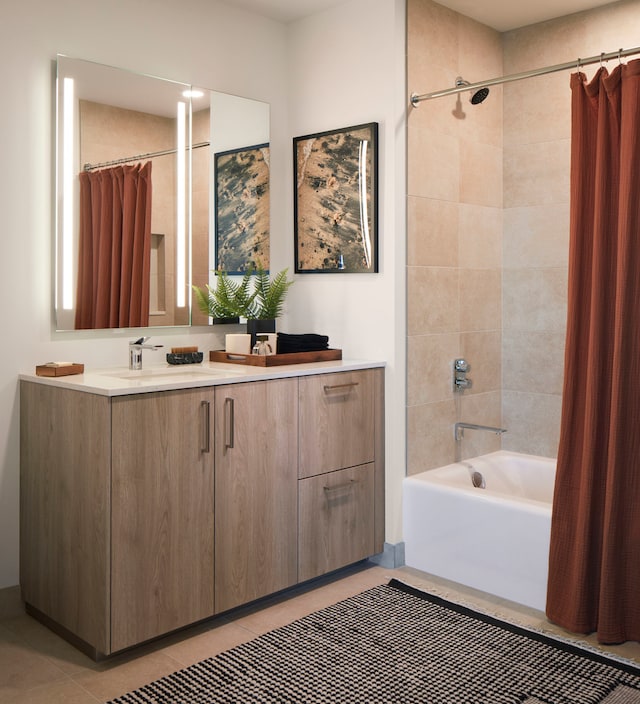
<box><xmin>244</xmin><ymin>266</ymin><xmax>294</xmax><ymax>346</ymax></box>
<box><xmin>193</xmin><ymin>266</ymin><xmax>294</xmax><ymax>333</ymax></box>
<box><xmin>192</xmin><ymin>269</ymin><xmax>255</xmax><ymax>323</ymax></box>
<box><xmin>245</xmin><ymin>267</ymin><xmax>294</xmax><ymax>320</ymax></box>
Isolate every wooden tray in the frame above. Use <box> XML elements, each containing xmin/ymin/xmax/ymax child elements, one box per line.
<box><xmin>209</xmin><ymin>349</ymin><xmax>342</xmax><ymax>367</ymax></box>
<box><xmin>36</xmin><ymin>363</ymin><xmax>85</xmax><ymax>377</ymax></box>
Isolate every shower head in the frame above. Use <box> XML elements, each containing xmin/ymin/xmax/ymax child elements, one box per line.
<box><xmin>455</xmin><ymin>77</ymin><xmax>490</xmax><ymax>105</ymax></box>
<box><xmin>470</xmin><ymin>86</ymin><xmax>490</xmax><ymax>104</ymax></box>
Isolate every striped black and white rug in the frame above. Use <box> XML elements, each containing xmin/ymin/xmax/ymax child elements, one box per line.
<box><xmin>106</xmin><ymin>579</ymin><xmax>640</xmax><ymax>703</ymax></box>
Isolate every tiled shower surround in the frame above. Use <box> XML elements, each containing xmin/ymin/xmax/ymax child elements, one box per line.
<box><xmin>406</xmin><ymin>0</ymin><xmax>640</xmax><ymax>473</ymax></box>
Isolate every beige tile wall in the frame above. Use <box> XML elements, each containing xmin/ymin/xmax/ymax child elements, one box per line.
<box><xmin>407</xmin><ymin>0</ymin><xmax>640</xmax><ymax>470</ymax></box>
<box><xmin>501</xmin><ymin>0</ymin><xmax>640</xmax><ymax>457</ymax></box>
<box><xmin>407</xmin><ymin>0</ymin><xmax>503</xmax><ymax>474</ymax></box>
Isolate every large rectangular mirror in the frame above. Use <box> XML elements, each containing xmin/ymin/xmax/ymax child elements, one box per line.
<box><xmin>55</xmin><ymin>56</ymin><xmax>269</xmax><ymax>331</ymax></box>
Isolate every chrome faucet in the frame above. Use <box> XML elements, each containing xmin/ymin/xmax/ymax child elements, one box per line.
<box><xmin>129</xmin><ymin>337</ymin><xmax>163</xmax><ymax>370</ymax></box>
<box><xmin>454</xmin><ymin>422</ymin><xmax>507</xmax><ymax>441</ymax></box>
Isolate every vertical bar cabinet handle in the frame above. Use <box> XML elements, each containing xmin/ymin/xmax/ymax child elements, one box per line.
<box><xmin>224</xmin><ymin>397</ymin><xmax>235</xmax><ymax>449</ymax></box>
<box><xmin>200</xmin><ymin>400</ymin><xmax>210</xmax><ymax>453</ymax></box>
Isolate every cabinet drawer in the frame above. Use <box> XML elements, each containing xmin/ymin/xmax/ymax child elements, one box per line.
<box><xmin>298</xmin><ymin>464</ymin><xmax>375</xmax><ymax>582</ymax></box>
<box><xmin>299</xmin><ymin>370</ymin><xmax>375</xmax><ymax>478</ymax></box>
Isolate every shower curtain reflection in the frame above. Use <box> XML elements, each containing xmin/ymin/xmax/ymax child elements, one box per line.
<box><xmin>75</xmin><ymin>162</ymin><xmax>152</xmax><ymax>329</ymax></box>
<box><xmin>546</xmin><ymin>59</ymin><xmax>640</xmax><ymax>644</ymax></box>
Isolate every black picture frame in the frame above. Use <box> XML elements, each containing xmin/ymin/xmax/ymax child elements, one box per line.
<box><xmin>293</xmin><ymin>122</ymin><xmax>378</xmax><ymax>273</ymax></box>
<box><xmin>214</xmin><ymin>143</ymin><xmax>270</xmax><ymax>274</ymax></box>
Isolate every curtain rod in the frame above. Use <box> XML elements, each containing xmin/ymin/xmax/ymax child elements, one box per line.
<box><xmin>83</xmin><ymin>141</ymin><xmax>210</xmax><ymax>172</ymax></box>
<box><xmin>410</xmin><ymin>45</ymin><xmax>640</xmax><ymax>106</ymax></box>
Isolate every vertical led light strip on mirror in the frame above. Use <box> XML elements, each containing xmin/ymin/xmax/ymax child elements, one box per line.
<box><xmin>62</xmin><ymin>76</ymin><xmax>75</xmax><ymax>310</ymax></box>
<box><xmin>176</xmin><ymin>101</ymin><xmax>186</xmax><ymax>308</ymax></box>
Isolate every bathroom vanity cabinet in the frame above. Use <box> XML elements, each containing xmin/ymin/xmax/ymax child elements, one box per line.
<box><xmin>19</xmin><ymin>362</ymin><xmax>384</xmax><ymax>658</ymax></box>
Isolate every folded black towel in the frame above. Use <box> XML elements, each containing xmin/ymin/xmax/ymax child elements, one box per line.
<box><xmin>277</xmin><ymin>332</ymin><xmax>330</xmax><ymax>354</ymax></box>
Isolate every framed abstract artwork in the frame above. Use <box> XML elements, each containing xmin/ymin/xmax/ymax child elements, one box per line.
<box><xmin>214</xmin><ymin>143</ymin><xmax>270</xmax><ymax>274</ymax></box>
<box><xmin>293</xmin><ymin>122</ymin><xmax>378</xmax><ymax>273</ymax></box>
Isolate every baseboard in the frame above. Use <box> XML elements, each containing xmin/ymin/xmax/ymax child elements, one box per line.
<box><xmin>0</xmin><ymin>585</ymin><xmax>23</xmax><ymax>619</ymax></box>
<box><xmin>369</xmin><ymin>542</ymin><xmax>405</xmax><ymax>569</ymax></box>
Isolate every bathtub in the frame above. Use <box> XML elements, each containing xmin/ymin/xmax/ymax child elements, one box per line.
<box><xmin>403</xmin><ymin>451</ymin><xmax>555</xmax><ymax>611</ymax></box>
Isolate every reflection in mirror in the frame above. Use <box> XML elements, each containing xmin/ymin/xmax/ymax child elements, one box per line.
<box><xmin>55</xmin><ymin>55</ymin><xmax>197</xmax><ymax>331</ymax></box>
<box><xmin>55</xmin><ymin>56</ymin><xmax>270</xmax><ymax>332</ymax></box>
<box><xmin>191</xmin><ymin>92</ymin><xmax>270</xmax><ymax>325</ymax></box>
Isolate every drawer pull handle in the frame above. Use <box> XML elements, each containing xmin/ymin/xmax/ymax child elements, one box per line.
<box><xmin>323</xmin><ymin>382</ymin><xmax>359</xmax><ymax>394</ymax></box>
<box><xmin>323</xmin><ymin>479</ymin><xmax>358</xmax><ymax>493</ymax></box>
<box><xmin>200</xmin><ymin>400</ymin><xmax>210</xmax><ymax>453</ymax></box>
<box><xmin>224</xmin><ymin>397</ymin><xmax>235</xmax><ymax>449</ymax></box>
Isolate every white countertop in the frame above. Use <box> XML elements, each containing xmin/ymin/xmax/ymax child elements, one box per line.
<box><xmin>19</xmin><ymin>359</ymin><xmax>385</xmax><ymax>397</ymax></box>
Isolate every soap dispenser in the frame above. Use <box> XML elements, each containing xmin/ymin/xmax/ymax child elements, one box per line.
<box><xmin>252</xmin><ymin>335</ymin><xmax>273</xmax><ymax>355</ymax></box>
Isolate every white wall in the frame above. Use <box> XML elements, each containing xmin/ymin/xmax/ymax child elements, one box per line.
<box><xmin>0</xmin><ymin>0</ymin><xmax>407</xmax><ymax>587</ymax></box>
<box><xmin>285</xmin><ymin>0</ymin><xmax>407</xmax><ymax>544</ymax></box>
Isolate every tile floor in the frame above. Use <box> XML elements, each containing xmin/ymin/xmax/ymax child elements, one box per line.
<box><xmin>2</xmin><ymin>564</ymin><xmax>640</xmax><ymax>703</ymax></box>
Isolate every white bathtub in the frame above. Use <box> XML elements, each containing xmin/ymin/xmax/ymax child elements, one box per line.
<box><xmin>403</xmin><ymin>451</ymin><xmax>555</xmax><ymax>611</ymax></box>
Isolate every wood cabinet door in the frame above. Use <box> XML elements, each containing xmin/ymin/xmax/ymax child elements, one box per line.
<box><xmin>298</xmin><ymin>464</ymin><xmax>375</xmax><ymax>582</ymax></box>
<box><xmin>214</xmin><ymin>378</ymin><xmax>298</xmax><ymax>613</ymax></box>
<box><xmin>111</xmin><ymin>389</ymin><xmax>214</xmax><ymax>652</ymax></box>
<box><xmin>299</xmin><ymin>370</ymin><xmax>375</xmax><ymax>478</ymax></box>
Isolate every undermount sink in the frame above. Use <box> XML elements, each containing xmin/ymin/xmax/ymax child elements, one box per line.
<box><xmin>99</xmin><ymin>366</ymin><xmax>241</xmax><ymax>382</ymax></box>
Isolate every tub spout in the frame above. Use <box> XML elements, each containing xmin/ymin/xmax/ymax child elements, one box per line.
<box><xmin>454</xmin><ymin>422</ymin><xmax>507</xmax><ymax>441</ymax></box>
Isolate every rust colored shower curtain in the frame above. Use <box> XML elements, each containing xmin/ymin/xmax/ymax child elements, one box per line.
<box><xmin>75</xmin><ymin>162</ymin><xmax>152</xmax><ymax>329</ymax></box>
<box><xmin>546</xmin><ymin>59</ymin><xmax>640</xmax><ymax>644</ymax></box>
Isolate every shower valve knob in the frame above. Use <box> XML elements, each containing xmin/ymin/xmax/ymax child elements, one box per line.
<box><xmin>454</xmin><ymin>358</ymin><xmax>472</xmax><ymax>391</ymax></box>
